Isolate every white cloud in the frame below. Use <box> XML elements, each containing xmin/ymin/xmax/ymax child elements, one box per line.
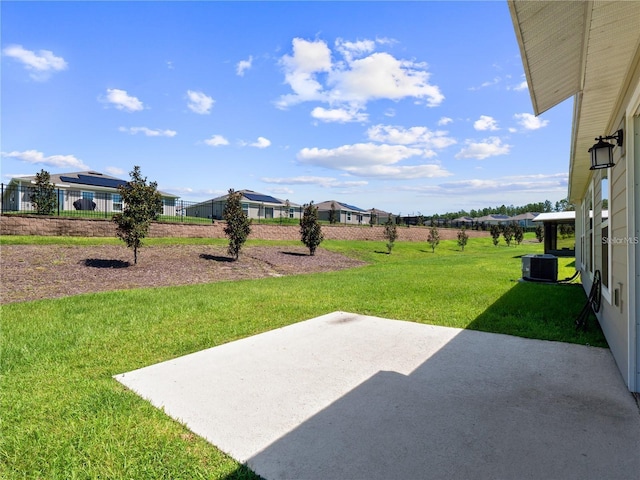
<box><xmin>204</xmin><ymin>135</ymin><xmax>229</xmax><ymax>147</ymax></box>
<box><xmin>1</xmin><ymin>149</ymin><xmax>88</xmax><ymax>169</ymax></box>
<box><xmin>335</xmin><ymin>38</ymin><xmax>376</xmax><ymax>62</ymax></box>
<box><xmin>437</xmin><ymin>117</ymin><xmax>453</xmax><ymax>126</ymax></box>
<box><xmin>3</xmin><ymin>44</ymin><xmax>67</xmax><ymax>81</ymax></box>
<box><xmin>329</xmin><ymin>52</ymin><xmax>444</xmax><ymax>107</ymax></box>
<box><xmin>455</xmin><ymin>137</ymin><xmax>511</xmax><ymax>160</ymax></box>
<box><xmin>103</xmin><ymin>88</ymin><xmax>144</xmax><ymax>112</ymax></box>
<box><xmin>261</xmin><ymin>176</ymin><xmax>368</xmax><ymax>188</ymax></box>
<box><xmin>366</xmin><ymin>124</ymin><xmax>456</xmax><ymax>151</ymax></box>
<box><xmin>473</xmin><ymin>115</ymin><xmax>499</xmax><ymax>131</ymax></box>
<box><xmin>277</xmin><ymin>38</ymin><xmax>332</xmax><ymax>108</ymax></box>
<box><xmin>187</xmin><ymin>90</ymin><xmax>214</xmax><ymax>114</ymax></box>
<box><xmin>514</xmin><ymin>113</ymin><xmax>549</xmax><ymax>130</ymax></box>
<box><xmin>297</xmin><ymin>142</ymin><xmax>451</xmax><ymax>179</ymax></box>
<box><xmin>236</xmin><ymin>56</ymin><xmax>253</xmax><ymax>76</ymax></box>
<box><xmin>105</xmin><ymin>166</ymin><xmax>125</xmax><ymax>176</ymax></box>
<box><xmin>250</xmin><ymin>137</ymin><xmax>271</xmax><ymax>148</ymax></box>
<box><xmin>118</xmin><ymin>126</ymin><xmax>177</xmax><ymax>137</ymax></box>
<box><xmin>276</xmin><ymin>37</ymin><xmax>443</xmax><ymax>111</ymax></box>
<box><xmin>509</xmin><ymin>75</ymin><xmax>528</xmax><ymax>92</ymax></box>
<box><xmin>311</xmin><ymin>107</ymin><xmax>368</xmax><ymax>123</ymax></box>
<box><xmin>469</xmin><ymin>76</ymin><xmax>501</xmax><ymax>91</ymax></box>
<box><xmin>402</xmin><ymin>173</ymin><xmax>568</xmax><ymax>198</ymax></box>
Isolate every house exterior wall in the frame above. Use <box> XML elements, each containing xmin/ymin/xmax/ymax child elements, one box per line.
<box><xmin>4</xmin><ymin>180</ymin><xmax>176</xmax><ymax>216</ymax></box>
<box><xmin>578</xmin><ymin>75</ymin><xmax>640</xmax><ymax>392</ymax></box>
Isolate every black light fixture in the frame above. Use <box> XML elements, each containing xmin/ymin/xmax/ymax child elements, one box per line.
<box><xmin>589</xmin><ymin>129</ymin><xmax>623</xmax><ymax>170</ymax></box>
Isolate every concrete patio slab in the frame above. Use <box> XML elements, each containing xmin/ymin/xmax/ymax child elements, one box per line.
<box><xmin>114</xmin><ymin>311</ymin><xmax>640</xmax><ymax>480</ymax></box>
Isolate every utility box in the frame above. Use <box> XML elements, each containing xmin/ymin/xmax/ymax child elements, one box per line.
<box><xmin>522</xmin><ymin>254</ymin><xmax>557</xmax><ymax>282</ymax></box>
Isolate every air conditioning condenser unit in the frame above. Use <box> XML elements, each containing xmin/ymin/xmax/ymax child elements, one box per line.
<box><xmin>522</xmin><ymin>254</ymin><xmax>557</xmax><ymax>282</ymax></box>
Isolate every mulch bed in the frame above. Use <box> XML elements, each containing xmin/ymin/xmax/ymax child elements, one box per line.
<box><xmin>1</xmin><ymin>244</ymin><xmax>367</xmax><ymax>305</ymax></box>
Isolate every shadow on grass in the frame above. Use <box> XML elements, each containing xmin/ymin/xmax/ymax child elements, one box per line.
<box><xmin>84</xmin><ymin>259</ymin><xmax>131</xmax><ymax>268</ymax></box>
<box><xmin>199</xmin><ymin>254</ymin><xmax>234</xmax><ymax>262</ymax></box>
<box><xmin>468</xmin><ymin>280</ymin><xmax>606</xmax><ymax>347</ymax></box>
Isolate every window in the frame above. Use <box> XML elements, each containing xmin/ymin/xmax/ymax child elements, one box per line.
<box><xmin>242</xmin><ymin>203</ymin><xmax>249</xmax><ymax>216</ymax></box>
<box><xmin>265</xmin><ymin>207</ymin><xmax>274</xmax><ymax>219</ymax></box>
<box><xmin>346</xmin><ymin>212</ymin><xmax>351</xmax><ymax>221</ymax></box>
<box><xmin>164</xmin><ymin>198</ymin><xmax>175</xmax><ymax>207</ymax></box>
<box><xmin>289</xmin><ymin>208</ymin><xmax>294</xmax><ymax>219</ymax></box>
<box><xmin>82</xmin><ymin>191</ymin><xmax>94</xmax><ymax>201</ymax></box>
<box><xmin>601</xmin><ymin>173</ymin><xmax>609</xmax><ymax>290</ymax></box>
<box><xmin>113</xmin><ymin>193</ymin><xmax>123</xmax><ymax>212</ymax></box>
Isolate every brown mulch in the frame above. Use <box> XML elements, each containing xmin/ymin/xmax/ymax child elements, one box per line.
<box><xmin>0</xmin><ymin>244</ymin><xmax>367</xmax><ymax>305</ymax></box>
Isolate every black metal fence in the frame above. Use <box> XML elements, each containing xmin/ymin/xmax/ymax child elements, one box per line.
<box><xmin>0</xmin><ymin>183</ymin><xmax>301</xmax><ymax>225</ymax></box>
<box><xmin>0</xmin><ymin>183</ymin><xmax>219</xmax><ymax>224</ymax></box>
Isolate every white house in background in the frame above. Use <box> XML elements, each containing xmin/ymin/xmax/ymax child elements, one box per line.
<box><xmin>2</xmin><ymin>171</ymin><xmax>178</xmax><ymax>216</ymax></box>
<box><xmin>184</xmin><ymin>189</ymin><xmax>301</xmax><ymax>221</ymax></box>
<box><xmin>316</xmin><ymin>200</ymin><xmax>371</xmax><ymax>225</ymax></box>
<box><xmin>509</xmin><ymin>0</ymin><xmax>640</xmax><ymax>393</ymax></box>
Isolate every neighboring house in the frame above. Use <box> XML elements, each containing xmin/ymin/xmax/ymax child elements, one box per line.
<box><xmin>184</xmin><ymin>189</ymin><xmax>301</xmax><ymax>221</ymax></box>
<box><xmin>451</xmin><ymin>216</ymin><xmax>474</xmax><ymax>227</ymax></box>
<box><xmin>510</xmin><ymin>0</ymin><xmax>640</xmax><ymax>393</ymax></box>
<box><xmin>2</xmin><ymin>171</ymin><xmax>178</xmax><ymax>216</ymax></box>
<box><xmin>316</xmin><ymin>200</ymin><xmax>371</xmax><ymax>225</ymax></box>
<box><xmin>368</xmin><ymin>208</ymin><xmax>392</xmax><ymax>225</ymax></box>
<box><xmin>509</xmin><ymin>212</ymin><xmax>539</xmax><ymax>229</ymax></box>
<box><xmin>474</xmin><ymin>214</ymin><xmax>511</xmax><ymax>226</ymax></box>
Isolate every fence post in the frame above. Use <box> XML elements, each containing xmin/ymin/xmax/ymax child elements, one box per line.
<box><xmin>57</xmin><ymin>188</ymin><xmax>61</xmax><ymax>216</ymax></box>
<box><xmin>1</xmin><ymin>183</ymin><xmax>4</xmax><ymax>215</ymax></box>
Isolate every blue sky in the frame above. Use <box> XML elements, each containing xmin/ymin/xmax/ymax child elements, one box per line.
<box><xmin>1</xmin><ymin>1</ymin><xmax>572</xmax><ymax>215</ymax></box>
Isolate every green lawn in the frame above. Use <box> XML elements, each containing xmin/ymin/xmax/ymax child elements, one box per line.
<box><xmin>0</xmin><ymin>234</ymin><xmax>605</xmax><ymax>479</ymax></box>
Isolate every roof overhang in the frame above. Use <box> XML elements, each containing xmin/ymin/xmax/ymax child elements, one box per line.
<box><xmin>509</xmin><ymin>1</ymin><xmax>640</xmax><ymax>203</ymax></box>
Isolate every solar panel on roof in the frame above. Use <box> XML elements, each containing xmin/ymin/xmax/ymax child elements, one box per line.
<box><xmin>341</xmin><ymin>203</ymin><xmax>366</xmax><ymax>212</ymax></box>
<box><xmin>59</xmin><ymin>175</ymin><xmax>127</xmax><ymax>189</ymax></box>
<box><xmin>243</xmin><ymin>192</ymin><xmax>282</xmax><ymax>204</ymax></box>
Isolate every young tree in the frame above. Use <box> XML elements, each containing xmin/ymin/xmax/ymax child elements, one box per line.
<box><xmin>30</xmin><ymin>169</ymin><xmax>57</xmax><ymax>215</ymax></box>
<box><xmin>369</xmin><ymin>208</ymin><xmax>377</xmax><ymax>226</ymax></box>
<box><xmin>223</xmin><ymin>189</ymin><xmax>252</xmax><ymax>260</ymax></box>
<box><xmin>513</xmin><ymin>224</ymin><xmax>524</xmax><ymax>245</ymax></box>
<box><xmin>503</xmin><ymin>224</ymin><xmax>514</xmax><ymax>246</ymax></box>
<box><xmin>300</xmin><ymin>201</ymin><xmax>324</xmax><ymax>255</ymax></box>
<box><xmin>427</xmin><ymin>225</ymin><xmax>440</xmax><ymax>253</ymax></box>
<box><xmin>112</xmin><ymin>166</ymin><xmax>163</xmax><ymax>265</ymax></box>
<box><xmin>457</xmin><ymin>226</ymin><xmax>469</xmax><ymax>251</ymax></box>
<box><xmin>384</xmin><ymin>214</ymin><xmax>398</xmax><ymax>254</ymax></box>
<box><xmin>280</xmin><ymin>199</ymin><xmax>291</xmax><ymax>224</ymax></box>
<box><xmin>535</xmin><ymin>224</ymin><xmax>544</xmax><ymax>243</ymax></box>
<box><xmin>329</xmin><ymin>201</ymin><xmax>339</xmax><ymax>224</ymax></box>
<box><xmin>490</xmin><ymin>224</ymin><xmax>501</xmax><ymax>246</ymax></box>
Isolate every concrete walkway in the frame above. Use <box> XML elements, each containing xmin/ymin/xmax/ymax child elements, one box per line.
<box><xmin>114</xmin><ymin>312</ymin><xmax>640</xmax><ymax>480</ymax></box>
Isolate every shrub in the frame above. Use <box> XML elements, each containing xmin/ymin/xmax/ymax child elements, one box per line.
<box><xmin>457</xmin><ymin>226</ymin><xmax>469</xmax><ymax>251</ymax></box>
<box><xmin>427</xmin><ymin>225</ymin><xmax>440</xmax><ymax>253</ymax></box>
<box><xmin>490</xmin><ymin>225</ymin><xmax>501</xmax><ymax>246</ymax></box>
<box><xmin>112</xmin><ymin>166</ymin><xmax>163</xmax><ymax>265</ymax></box>
<box><xmin>300</xmin><ymin>201</ymin><xmax>324</xmax><ymax>255</ymax></box>
<box><xmin>535</xmin><ymin>224</ymin><xmax>544</xmax><ymax>243</ymax></box>
<box><xmin>503</xmin><ymin>224</ymin><xmax>514</xmax><ymax>247</ymax></box>
<box><xmin>223</xmin><ymin>189</ymin><xmax>252</xmax><ymax>260</ymax></box>
<box><xmin>384</xmin><ymin>215</ymin><xmax>398</xmax><ymax>254</ymax></box>
<box><xmin>513</xmin><ymin>224</ymin><xmax>524</xmax><ymax>245</ymax></box>
<box><xmin>30</xmin><ymin>169</ymin><xmax>57</xmax><ymax>215</ymax></box>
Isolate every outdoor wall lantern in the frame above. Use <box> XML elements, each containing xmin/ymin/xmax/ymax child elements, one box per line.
<box><xmin>589</xmin><ymin>129</ymin><xmax>623</xmax><ymax>170</ymax></box>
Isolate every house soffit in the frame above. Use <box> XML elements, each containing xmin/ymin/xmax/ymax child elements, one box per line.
<box><xmin>510</xmin><ymin>1</ymin><xmax>640</xmax><ymax>203</ymax></box>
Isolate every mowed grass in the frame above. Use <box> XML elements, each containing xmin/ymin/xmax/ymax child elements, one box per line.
<box><xmin>1</xmin><ymin>234</ymin><xmax>605</xmax><ymax>479</ymax></box>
